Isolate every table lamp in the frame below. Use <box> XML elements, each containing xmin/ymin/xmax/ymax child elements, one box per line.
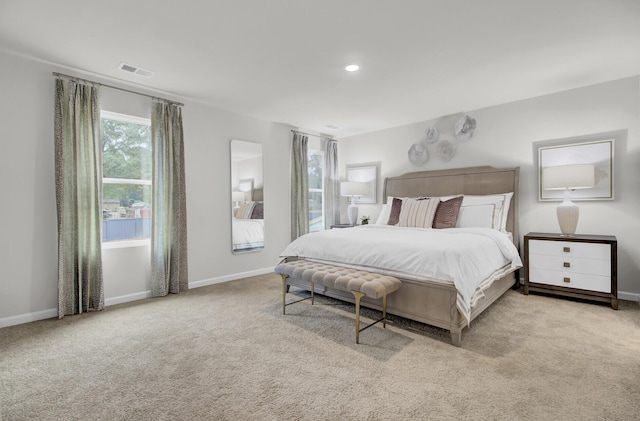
<box><xmin>543</xmin><ymin>164</ymin><xmax>595</xmax><ymax>235</ymax></box>
<box><xmin>232</xmin><ymin>191</ymin><xmax>245</xmax><ymax>214</ymax></box>
<box><xmin>340</xmin><ymin>181</ymin><xmax>368</xmax><ymax>225</ymax></box>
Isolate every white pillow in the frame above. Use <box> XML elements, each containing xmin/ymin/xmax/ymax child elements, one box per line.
<box><xmin>377</xmin><ymin>196</ymin><xmax>404</xmax><ymax>225</ymax></box>
<box><xmin>455</xmin><ymin>204</ymin><xmax>497</xmax><ymax>229</ymax></box>
<box><xmin>461</xmin><ymin>193</ymin><xmax>513</xmax><ymax>231</ymax></box>
<box><xmin>375</xmin><ymin>203</ymin><xmax>392</xmax><ymax>225</ymax></box>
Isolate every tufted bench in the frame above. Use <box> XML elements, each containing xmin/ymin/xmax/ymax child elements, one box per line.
<box><xmin>274</xmin><ymin>260</ymin><xmax>402</xmax><ymax>344</ymax></box>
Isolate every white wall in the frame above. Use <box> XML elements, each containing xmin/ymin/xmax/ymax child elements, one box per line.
<box><xmin>339</xmin><ymin>77</ymin><xmax>640</xmax><ymax>298</ymax></box>
<box><xmin>0</xmin><ymin>50</ymin><xmax>292</xmax><ymax>326</ymax></box>
<box><xmin>184</xmin><ymin>100</ymin><xmax>291</xmax><ymax>285</ymax></box>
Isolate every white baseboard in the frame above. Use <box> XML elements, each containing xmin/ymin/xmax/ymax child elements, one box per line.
<box><xmin>0</xmin><ymin>269</ymin><xmax>276</xmax><ymax>329</ymax></box>
<box><xmin>618</xmin><ymin>291</ymin><xmax>640</xmax><ymax>302</ymax></box>
<box><xmin>0</xmin><ymin>291</ymin><xmax>154</xmax><ymax>329</ymax></box>
<box><xmin>189</xmin><ymin>266</ymin><xmax>275</xmax><ymax>289</ymax></box>
<box><xmin>104</xmin><ymin>291</ymin><xmax>152</xmax><ymax>307</ymax></box>
<box><xmin>0</xmin><ymin>308</ymin><xmax>58</xmax><ymax>329</ymax></box>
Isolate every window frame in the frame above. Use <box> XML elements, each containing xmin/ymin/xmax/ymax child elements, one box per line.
<box><xmin>100</xmin><ymin>110</ymin><xmax>152</xmax><ymax>247</ymax></box>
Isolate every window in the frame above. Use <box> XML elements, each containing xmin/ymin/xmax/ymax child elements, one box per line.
<box><xmin>100</xmin><ymin>111</ymin><xmax>152</xmax><ymax>242</ymax></box>
<box><xmin>308</xmin><ymin>149</ymin><xmax>324</xmax><ymax>232</ymax></box>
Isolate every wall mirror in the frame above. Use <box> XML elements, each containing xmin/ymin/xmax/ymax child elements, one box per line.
<box><xmin>230</xmin><ymin>140</ymin><xmax>264</xmax><ymax>253</ymax></box>
<box><xmin>537</xmin><ymin>138</ymin><xmax>614</xmax><ymax>201</ymax></box>
<box><xmin>346</xmin><ymin>162</ymin><xmax>380</xmax><ymax>203</ymax></box>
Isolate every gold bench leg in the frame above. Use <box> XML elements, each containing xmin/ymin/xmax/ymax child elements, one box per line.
<box><xmin>281</xmin><ymin>274</ymin><xmax>314</xmax><ymax>315</ymax></box>
<box><xmin>280</xmin><ymin>274</ymin><xmax>288</xmax><ymax>314</ymax></box>
<box><xmin>382</xmin><ymin>294</ymin><xmax>387</xmax><ymax>328</ymax></box>
<box><xmin>351</xmin><ymin>291</ymin><xmax>366</xmax><ymax>344</ymax></box>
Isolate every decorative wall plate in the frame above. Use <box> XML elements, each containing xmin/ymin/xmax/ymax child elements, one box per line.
<box><xmin>438</xmin><ymin>140</ymin><xmax>456</xmax><ymax>162</ymax></box>
<box><xmin>425</xmin><ymin>127</ymin><xmax>439</xmax><ymax>144</ymax></box>
<box><xmin>454</xmin><ymin>114</ymin><xmax>476</xmax><ymax>142</ymax></box>
<box><xmin>408</xmin><ymin>142</ymin><xmax>429</xmax><ymax>166</ymax></box>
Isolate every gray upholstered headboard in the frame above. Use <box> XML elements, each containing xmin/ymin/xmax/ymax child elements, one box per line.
<box><xmin>383</xmin><ymin>166</ymin><xmax>520</xmax><ymax>249</ymax></box>
<box><xmin>252</xmin><ymin>188</ymin><xmax>264</xmax><ymax>202</ymax></box>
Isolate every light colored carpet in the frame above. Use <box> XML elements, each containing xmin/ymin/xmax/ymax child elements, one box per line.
<box><xmin>1</xmin><ymin>274</ymin><xmax>639</xmax><ymax>420</ymax></box>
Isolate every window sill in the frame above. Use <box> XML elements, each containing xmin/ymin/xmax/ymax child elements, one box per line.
<box><xmin>102</xmin><ymin>239</ymin><xmax>150</xmax><ymax>250</ymax></box>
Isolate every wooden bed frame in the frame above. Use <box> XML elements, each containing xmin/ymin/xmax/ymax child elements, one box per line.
<box><xmin>287</xmin><ymin>166</ymin><xmax>520</xmax><ymax>346</ymax></box>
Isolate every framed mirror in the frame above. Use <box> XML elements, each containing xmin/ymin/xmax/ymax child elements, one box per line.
<box><xmin>346</xmin><ymin>161</ymin><xmax>380</xmax><ymax>204</ymax></box>
<box><xmin>230</xmin><ymin>140</ymin><xmax>264</xmax><ymax>253</ymax></box>
<box><xmin>537</xmin><ymin>138</ymin><xmax>614</xmax><ymax>201</ymax></box>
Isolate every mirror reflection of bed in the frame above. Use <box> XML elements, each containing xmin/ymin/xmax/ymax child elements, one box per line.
<box><xmin>231</xmin><ymin>140</ymin><xmax>264</xmax><ymax>253</ymax></box>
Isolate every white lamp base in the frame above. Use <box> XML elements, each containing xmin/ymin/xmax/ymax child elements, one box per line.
<box><xmin>556</xmin><ymin>194</ymin><xmax>579</xmax><ymax>235</ymax></box>
<box><xmin>347</xmin><ymin>203</ymin><xmax>359</xmax><ymax>226</ymax></box>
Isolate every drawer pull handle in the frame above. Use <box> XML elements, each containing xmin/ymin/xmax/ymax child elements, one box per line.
<box><xmin>563</xmin><ymin>262</ymin><xmax>571</xmax><ymax>268</ymax></box>
<box><xmin>563</xmin><ymin>247</ymin><xmax>571</xmax><ymax>253</ymax></box>
<box><xmin>563</xmin><ymin>277</ymin><xmax>571</xmax><ymax>283</ymax></box>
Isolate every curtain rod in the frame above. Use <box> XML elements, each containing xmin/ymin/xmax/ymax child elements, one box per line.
<box><xmin>52</xmin><ymin>72</ymin><xmax>185</xmax><ymax>107</ymax></box>
<box><xmin>290</xmin><ymin>129</ymin><xmax>337</xmax><ymax>141</ymax></box>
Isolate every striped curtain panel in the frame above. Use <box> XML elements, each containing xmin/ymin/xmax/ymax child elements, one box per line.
<box><xmin>151</xmin><ymin>102</ymin><xmax>188</xmax><ymax>296</ymax></box>
<box><xmin>290</xmin><ymin>133</ymin><xmax>309</xmax><ymax>241</ymax></box>
<box><xmin>322</xmin><ymin>138</ymin><xmax>339</xmax><ymax>228</ymax></box>
<box><xmin>54</xmin><ymin>78</ymin><xmax>104</xmax><ymax>317</ymax></box>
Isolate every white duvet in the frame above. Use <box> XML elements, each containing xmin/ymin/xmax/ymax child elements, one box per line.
<box><xmin>280</xmin><ymin>225</ymin><xmax>522</xmax><ymax>324</ymax></box>
<box><xmin>233</xmin><ymin>218</ymin><xmax>264</xmax><ymax>250</ymax></box>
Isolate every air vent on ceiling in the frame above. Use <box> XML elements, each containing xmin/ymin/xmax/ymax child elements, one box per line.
<box><xmin>118</xmin><ymin>62</ymin><xmax>154</xmax><ymax>78</ymax></box>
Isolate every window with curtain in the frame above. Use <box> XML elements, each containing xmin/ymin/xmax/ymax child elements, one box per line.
<box><xmin>308</xmin><ymin>149</ymin><xmax>324</xmax><ymax>232</ymax></box>
<box><xmin>100</xmin><ymin>111</ymin><xmax>152</xmax><ymax>242</ymax></box>
<box><xmin>54</xmin><ymin>73</ymin><xmax>188</xmax><ymax>317</ymax></box>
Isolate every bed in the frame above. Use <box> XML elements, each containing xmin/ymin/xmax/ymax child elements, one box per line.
<box><xmin>279</xmin><ymin>166</ymin><xmax>521</xmax><ymax>345</ymax></box>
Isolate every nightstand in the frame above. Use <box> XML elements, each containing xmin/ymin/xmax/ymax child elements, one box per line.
<box><xmin>330</xmin><ymin>224</ymin><xmax>354</xmax><ymax>229</ymax></box>
<box><xmin>524</xmin><ymin>232</ymin><xmax>617</xmax><ymax>309</ymax></box>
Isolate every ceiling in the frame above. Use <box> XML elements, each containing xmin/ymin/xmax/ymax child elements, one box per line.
<box><xmin>1</xmin><ymin>0</ymin><xmax>640</xmax><ymax>138</ymax></box>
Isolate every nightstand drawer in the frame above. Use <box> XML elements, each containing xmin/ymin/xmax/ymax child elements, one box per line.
<box><xmin>529</xmin><ymin>268</ymin><xmax>611</xmax><ymax>293</ymax></box>
<box><xmin>529</xmin><ymin>239</ymin><xmax>610</xmax><ymax>260</ymax></box>
<box><xmin>528</xmin><ymin>254</ymin><xmax>611</xmax><ymax>277</ymax></box>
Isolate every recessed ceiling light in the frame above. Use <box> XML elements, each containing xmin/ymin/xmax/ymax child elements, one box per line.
<box><xmin>345</xmin><ymin>64</ymin><xmax>359</xmax><ymax>72</ymax></box>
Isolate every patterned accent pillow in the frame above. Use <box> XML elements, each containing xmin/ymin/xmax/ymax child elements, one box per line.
<box><xmin>236</xmin><ymin>201</ymin><xmax>256</xmax><ymax>219</ymax></box>
<box><xmin>398</xmin><ymin>197</ymin><xmax>438</xmax><ymax>228</ymax></box>
<box><xmin>432</xmin><ymin>196</ymin><xmax>463</xmax><ymax>229</ymax></box>
<box><xmin>250</xmin><ymin>202</ymin><xmax>263</xmax><ymax>219</ymax></box>
<box><xmin>387</xmin><ymin>197</ymin><xmax>403</xmax><ymax>225</ymax></box>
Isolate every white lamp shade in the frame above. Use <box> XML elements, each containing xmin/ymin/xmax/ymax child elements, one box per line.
<box><xmin>232</xmin><ymin>191</ymin><xmax>245</xmax><ymax>201</ymax></box>
<box><xmin>340</xmin><ymin>181</ymin><xmax>368</xmax><ymax>197</ymax></box>
<box><xmin>543</xmin><ymin>164</ymin><xmax>595</xmax><ymax>190</ymax></box>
